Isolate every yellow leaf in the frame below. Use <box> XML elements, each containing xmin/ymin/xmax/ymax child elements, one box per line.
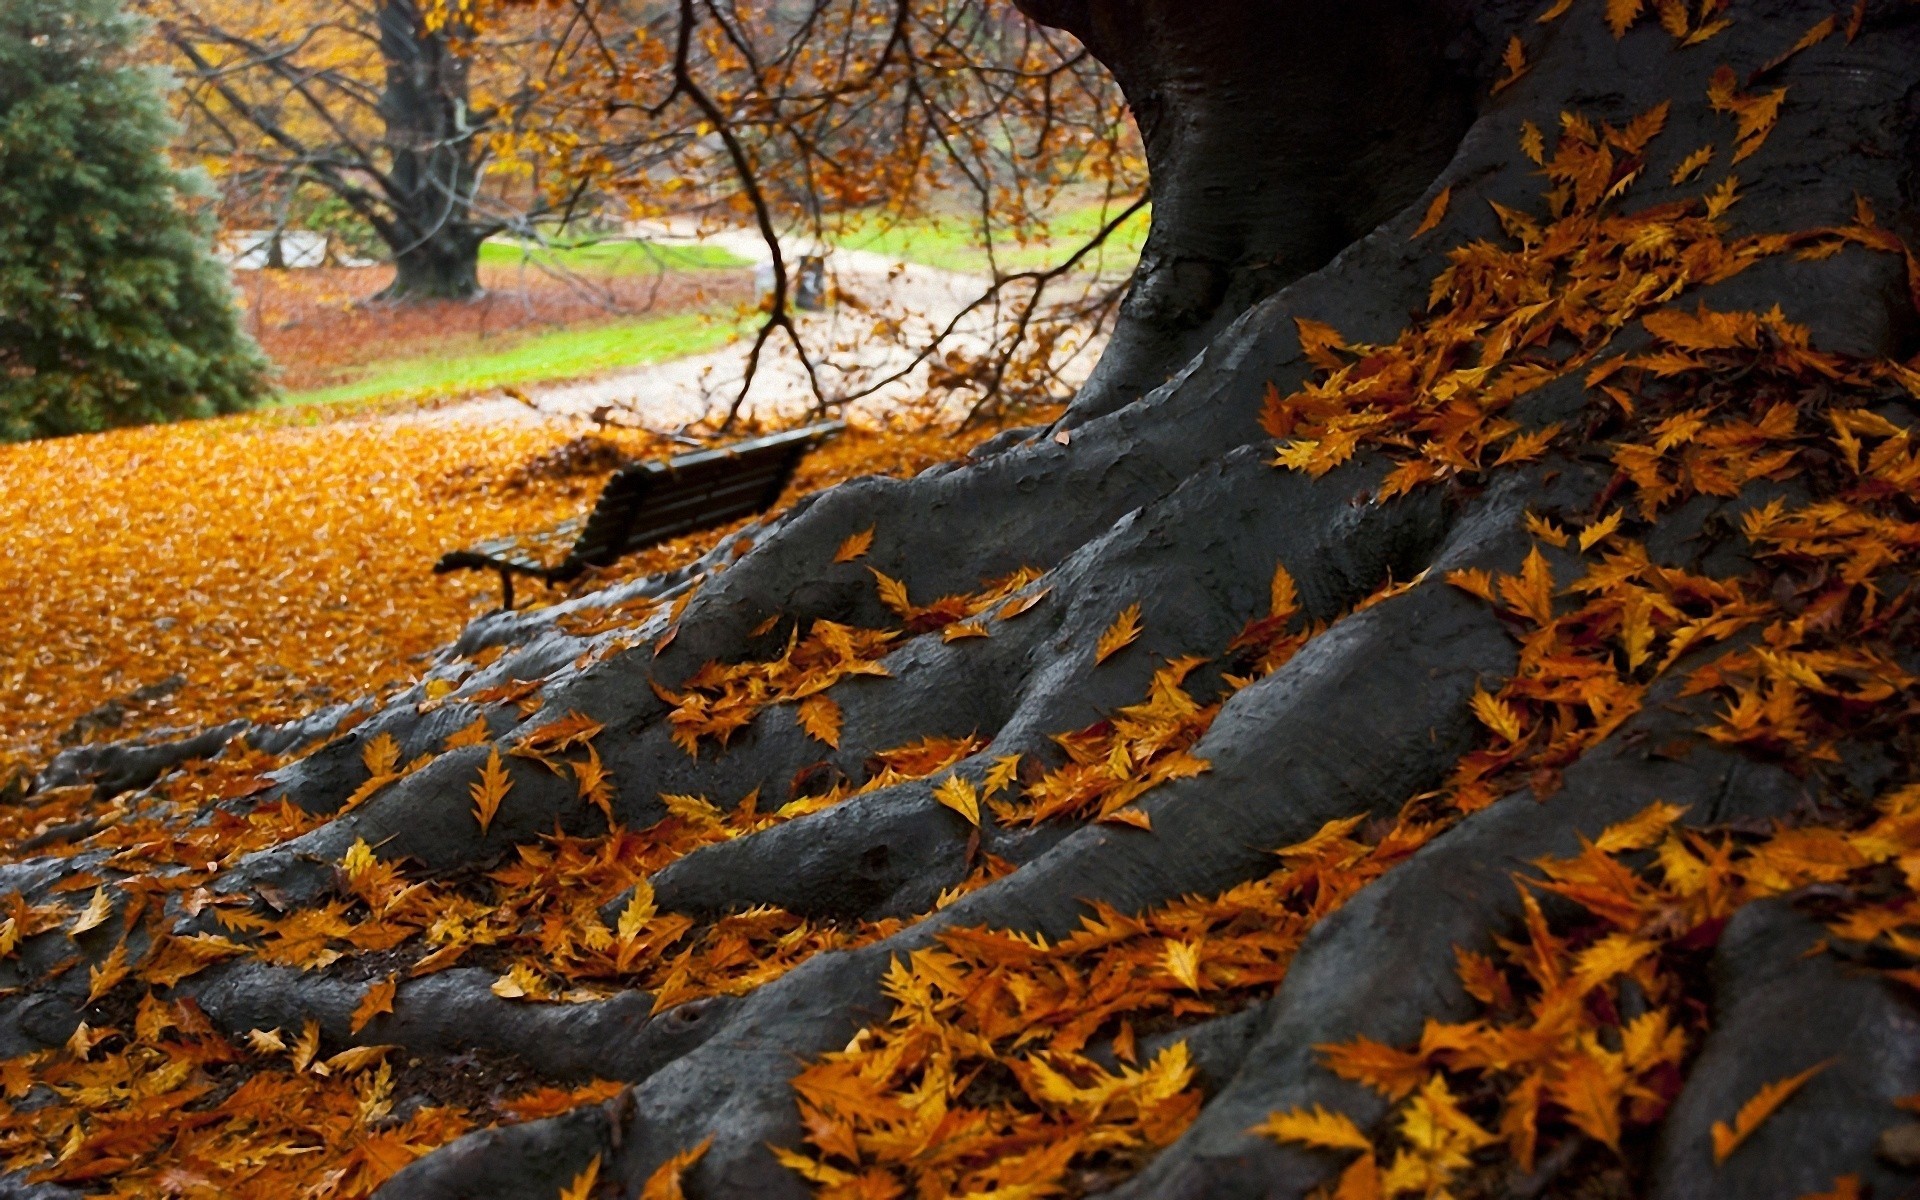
<box><xmin>640</xmin><ymin>1137</ymin><xmax>711</xmax><ymax>1200</ymax></box>
<box><xmin>470</xmin><ymin>747</ymin><xmax>512</xmax><ymax>835</ymax></box>
<box><xmin>351</xmin><ymin>976</ymin><xmax>398</xmax><ymax>1034</ymax></box>
<box><xmin>869</xmin><ymin>567</ymin><xmax>914</xmax><ymax>620</ymax></box>
<box><xmin>796</xmin><ymin>694</ymin><xmax>842</xmax><ymax>748</ymax></box>
<box><xmin>440</xmin><ymin>714</ymin><xmax>489</xmax><ymax>750</ymax></box>
<box><xmin>69</xmin><ymin>887</ymin><xmax>112</xmax><ymax>936</ymax></box>
<box><xmin>247</xmin><ymin>1027</ymin><xmax>288</xmax><ymax>1055</ymax></box>
<box><xmin>934</xmin><ymin>775</ymin><xmax>981</xmax><ymax>827</ymax></box>
<box><xmin>324</xmin><ymin>1043</ymin><xmax>395</xmax><ymax>1074</ymax></box>
<box><xmin>1536</xmin><ymin>0</ymin><xmax>1574</xmax><ymax>21</ymax></box>
<box><xmin>292</xmin><ymin>1019</ymin><xmax>323</xmax><ymax>1073</ymax></box>
<box><xmin>1163</xmin><ymin>939</ymin><xmax>1204</xmax><ymax>990</ymax></box>
<box><xmin>833</xmin><ymin>527</ymin><xmax>874</xmax><ymax>563</ymax></box>
<box><xmin>362</xmin><ymin>732</ymin><xmax>401</xmax><ymax>779</ymax></box>
<box><xmin>1095</xmin><ymin>603</ymin><xmax>1144</xmax><ymax>664</ymax></box>
<box><xmin>617</xmin><ymin>880</ymin><xmax>658</xmax><ymax>941</ymax></box>
<box><xmin>1471</xmin><ymin>688</ymin><xmax>1524</xmax><ymax>743</ymax></box>
<box><xmin>1593</xmin><ymin>801</ymin><xmax>1688</xmax><ymax>853</ymax></box>
<box><xmin>86</xmin><ymin>941</ymin><xmax>130</xmax><ymax>1003</ymax></box>
<box><xmin>1712</xmin><ymin>1061</ymin><xmax>1831</xmax><ymax>1163</ymax></box>
<box><xmin>1251</xmin><ymin>1104</ymin><xmax>1374</xmax><ymax>1152</ymax></box>
<box><xmin>1099</xmin><ymin>807</ymin><xmax>1152</xmax><ymax>831</ymax></box>
<box><xmin>1670</xmin><ymin>144</ymin><xmax>1715</xmax><ymax>185</ymax></box>
<box><xmin>1524</xmin><ymin>513</ymin><xmax>1570</xmax><ymax>547</ymax></box>
<box><xmin>560</xmin><ymin>1154</ymin><xmax>601</xmax><ymax>1200</ymax></box>
<box><xmin>492</xmin><ymin>963</ymin><xmax>551</xmax><ymax>1001</ymax></box>
<box><xmin>1578</xmin><ymin>509</ymin><xmax>1624</xmax><ymax>552</ymax></box>
<box><xmin>942</xmin><ymin>620</ymin><xmax>989</xmax><ymax>642</ymax></box>
<box><xmin>1446</xmin><ymin>567</ymin><xmax>1499</xmax><ymax>605</ymax></box>
<box><xmin>1413</xmin><ymin>186</ymin><xmax>1454</xmax><ymax>237</ymax></box>
<box><xmin>1571</xmin><ymin>933</ymin><xmax>1658</xmax><ymax>992</ymax></box>
<box><xmin>984</xmin><ymin>753</ymin><xmax>1022</xmax><ymax>797</ymax></box>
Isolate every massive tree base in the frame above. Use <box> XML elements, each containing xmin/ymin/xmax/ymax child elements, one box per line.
<box><xmin>5</xmin><ymin>3</ymin><xmax>1920</xmax><ymax>1198</ymax></box>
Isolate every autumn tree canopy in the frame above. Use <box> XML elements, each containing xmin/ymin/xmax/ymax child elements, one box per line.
<box><xmin>4</xmin><ymin>2</ymin><xmax>1920</xmax><ymax>1199</ymax></box>
<box><xmin>147</xmin><ymin>0</ymin><xmax>588</xmax><ymax>299</ymax></box>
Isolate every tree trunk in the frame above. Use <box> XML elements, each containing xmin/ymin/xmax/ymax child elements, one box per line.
<box><xmin>1015</xmin><ymin>0</ymin><xmax>1505</xmax><ymax>424</ymax></box>
<box><xmin>9</xmin><ymin>3</ymin><xmax>1920</xmax><ymax>1199</ymax></box>
<box><xmin>371</xmin><ymin>0</ymin><xmax>489</xmax><ymax>302</ymax></box>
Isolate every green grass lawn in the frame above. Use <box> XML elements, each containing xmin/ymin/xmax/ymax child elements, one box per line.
<box><xmin>279</xmin><ymin>310</ymin><xmax>745</xmax><ymax>409</ymax></box>
<box><xmin>835</xmin><ymin>201</ymin><xmax>1150</xmax><ymax>275</ymax></box>
<box><xmin>479</xmin><ymin>238</ymin><xmax>750</xmax><ymax>276</ymax></box>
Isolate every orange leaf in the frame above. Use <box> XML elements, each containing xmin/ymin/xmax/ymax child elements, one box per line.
<box><xmin>796</xmin><ymin>695</ymin><xmax>842</xmax><ymax>749</ymax></box>
<box><xmin>1414</xmin><ymin>186</ymin><xmax>1455</xmax><ymax>237</ymax></box>
<box><xmin>869</xmin><ymin>567</ymin><xmax>914</xmax><ymax>621</ymax></box>
<box><xmin>998</xmin><ymin>586</ymin><xmax>1051</xmax><ymax>620</ymax></box>
<box><xmin>833</xmin><ymin>528</ymin><xmax>874</xmax><ymax>563</ymax></box>
<box><xmin>470</xmin><ymin>747</ymin><xmax>512</xmax><ymax>835</ymax></box>
<box><xmin>1095</xmin><ymin>603</ymin><xmax>1143</xmax><ymax>664</ymax></box>
<box><xmin>1099</xmin><ymin>807</ymin><xmax>1152</xmax><ymax>831</ymax></box>
<box><xmin>1712</xmin><ymin>1061</ymin><xmax>1831</xmax><ymax>1163</ymax></box>
<box><xmin>1606</xmin><ymin>0</ymin><xmax>1646</xmax><ymax>38</ymax></box>
<box><xmin>351</xmin><ymin>975</ymin><xmax>398</xmax><ymax>1034</ymax></box>
<box><xmin>560</xmin><ymin>1154</ymin><xmax>601</xmax><ymax>1200</ymax></box>
<box><xmin>86</xmin><ymin>941</ymin><xmax>130</xmax><ymax>1004</ymax></box>
<box><xmin>641</xmin><ymin>1137</ymin><xmax>712</xmax><ymax>1200</ymax></box>
<box><xmin>1491</xmin><ymin>38</ymin><xmax>1527</xmax><ymax>94</ymax></box>
<box><xmin>1251</xmin><ymin>1104</ymin><xmax>1373</xmax><ymax>1152</ymax></box>
<box><xmin>1293</xmin><ymin>318</ymin><xmax>1349</xmax><ymax>370</ymax></box>
<box><xmin>573</xmin><ymin>744</ymin><xmax>616</xmax><ymax>823</ymax></box>
<box><xmin>1550</xmin><ymin>1051</ymin><xmax>1624</xmax><ymax>1150</ymax></box>
<box><xmin>1318</xmin><ymin>1035</ymin><xmax>1429</xmax><ymax>1100</ymax></box>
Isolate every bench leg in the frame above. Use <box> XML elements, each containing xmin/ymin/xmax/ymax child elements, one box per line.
<box><xmin>497</xmin><ymin>570</ymin><xmax>516</xmax><ymax>612</ymax></box>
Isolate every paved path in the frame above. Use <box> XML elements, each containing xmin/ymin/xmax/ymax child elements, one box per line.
<box><xmin>426</xmin><ymin>222</ymin><xmax>1107</xmax><ymax>431</ymax></box>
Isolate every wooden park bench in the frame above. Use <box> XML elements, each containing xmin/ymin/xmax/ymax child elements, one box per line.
<box><xmin>436</xmin><ymin>419</ymin><xmax>844</xmax><ymax>609</ymax></box>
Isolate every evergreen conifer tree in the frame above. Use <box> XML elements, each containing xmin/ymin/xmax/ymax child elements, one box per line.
<box><xmin>0</xmin><ymin>0</ymin><xmax>267</xmax><ymax>441</ymax></box>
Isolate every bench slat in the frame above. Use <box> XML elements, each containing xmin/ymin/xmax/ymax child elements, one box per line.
<box><xmin>434</xmin><ymin>420</ymin><xmax>843</xmax><ymax>603</ymax></box>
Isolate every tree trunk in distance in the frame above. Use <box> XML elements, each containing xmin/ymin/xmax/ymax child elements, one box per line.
<box><xmin>371</xmin><ymin>0</ymin><xmax>489</xmax><ymax>302</ymax></box>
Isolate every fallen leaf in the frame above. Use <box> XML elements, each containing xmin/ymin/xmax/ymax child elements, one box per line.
<box><xmin>833</xmin><ymin>528</ymin><xmax>874</xmax><ymax>563</ymax></box>
<box><xmin>1414</xmin><ymin>186</ymin><xmax>1456</xmax><ymax>236</ymax></box>
<box><xmin>1712</xmin><ymin>1060</ymin><xmax>1831</xmax><ymax>1163</ymax></box>
<box><xmin>934</xmin><ymin>775</ymin><xmax>981</xmax><ymax>827</ymax></box>
<box><xmin>1251</xmin><ymin>1104</ymin><xmax>1374</xmax><ymax>1152</ymax></box>
<box><xmin>641</xmin><ymin>1137</ymin><xmax>712</xmax><ymax>1200</ymax></box>
<box><xmin>351</xmin><ymin>976</ymin><xmax>398</xmax><ymax>1034</ymax></box>
<box><xmin>796</xmin><ymin>695</ymin><xmax>842</xmax><ymax>748</ymax></box>
<box><xmin>470</xmin><ymin>747</ymin><xmax>513</xmax><ymax>835</ymax></box>
<box><xmin>1096</xmin><ymin>603</ymin><xmax>1144</xmax><ymax>664</ymax></box>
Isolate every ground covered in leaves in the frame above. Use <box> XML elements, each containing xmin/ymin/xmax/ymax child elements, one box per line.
<box><xmin>0</xmin><ymin>405</ymin><xmax>1043</xmax><ymax>785</ymax></box>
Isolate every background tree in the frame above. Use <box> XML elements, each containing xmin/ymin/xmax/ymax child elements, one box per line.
<box><xmin>0</xmin><ymin>0</ymin><xmax>267</xmax><ymax>441</ymax></box>
<box><xmin>502</xmin><ymin>0</ymin><xmax>1146</xmax><ymax>420</ymax></box>
<box><xmin>148</xmin><ymin>0</ymin><xmax>584</xmax><ymax>300</ymax></box>
<box><xmin>4</xmin><ymin>2</ymin><xmax>1920</xmax><ymax>1198</ymax></box>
